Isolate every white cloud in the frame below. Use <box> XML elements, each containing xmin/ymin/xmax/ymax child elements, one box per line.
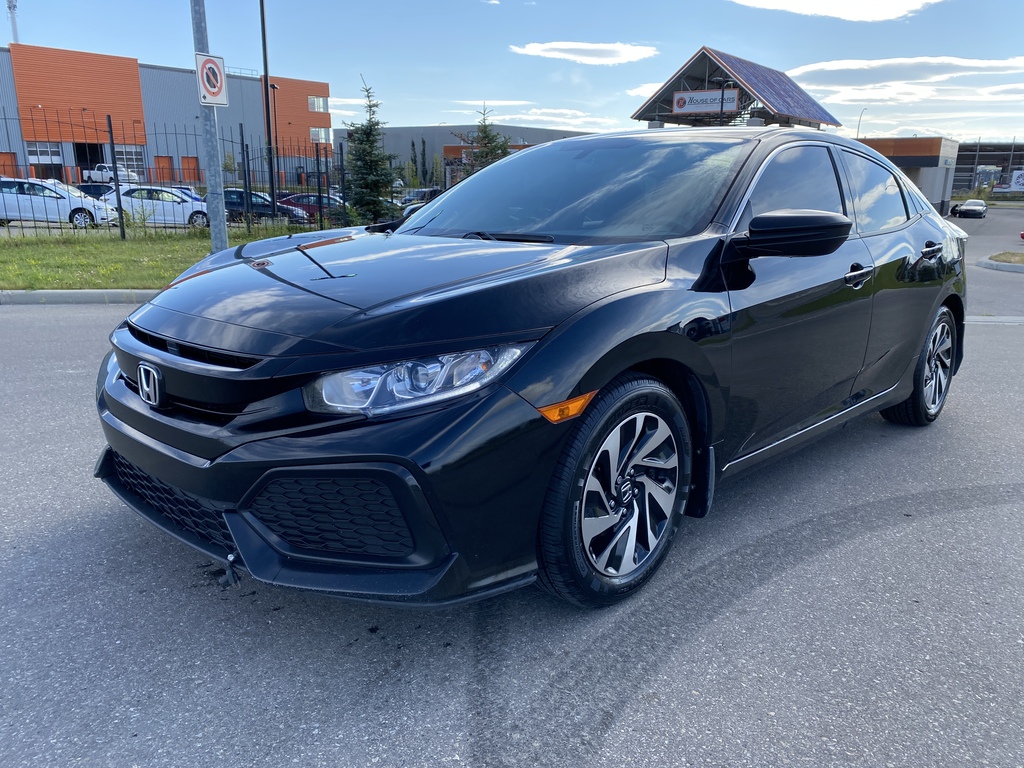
<box><xmin>790</xmin><ymin>55</ymin><xmax>1024</xmax><ymax>106</ymax></box>
<box><xmin>509</xmin><ymin>41</ymin><xmax>658</xmax><ymax>66</ymax></box>
<box><xmin>489</xmin><ymin>107</ymin><xmax>622</xmax><ymax>130</ymax></box>
<box><xmin>452</xmin><ymin>100</ymin><xmax>534</xmax><ymax>106</ymax></box>
<box><xmin>789</xmin><ymin>55</ymin><xmax>1024</xmax><ymax>83</ymax></box>
<box><xmin>483</xmin><ymin>0</ymin><xmax>500</xmax><ymax>4</ymax></box>
<box><xmin>627</xmin><ymin>82</ymin><xmax>662</xmax><ymax>98</ymax></box>
<box><xmin>724</xmin><ymin>0</ymin><xmax>944</xmax><ymax>22</ymax></box>
<box><xmin>329</xmin><ymin>97</ymin><xmax>366</xmax><ymax>107</ymax></box>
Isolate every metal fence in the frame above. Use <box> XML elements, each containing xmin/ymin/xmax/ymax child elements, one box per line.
<box><xmin>0</xmin><ymin>110</ymin><xmax>349</xmax><ymax>238</ymax></box>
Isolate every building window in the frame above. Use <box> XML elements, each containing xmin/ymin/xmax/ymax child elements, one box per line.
<box><xmin>26</xmin><ymin>141</ymin><xmax>63</xmax><ymax>164</ymax></box>
<box><xmin>310</xmin><ymin>127</ymin><xmax>330</xmax><ymax>144</ymax></box>
<box><xmin>308</xmin><ymin>96</ymin><xmax>329</xmax><ymax>113</ymax></box>
<box><xmin>114</xmin><ymin>145</ymin><xmax>146</xmax><ymax>174</ymax></box>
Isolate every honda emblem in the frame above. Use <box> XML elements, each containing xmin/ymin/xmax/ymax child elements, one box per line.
<box><xmin>137</xmin><ymin>362</ymin><xmax>163</xmax><ymax>407</ymax></box>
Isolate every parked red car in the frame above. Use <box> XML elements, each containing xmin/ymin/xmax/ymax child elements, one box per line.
<box><xmin>278</xmin><ymin>193</ymin><xmax>344</xmax><ymax>217</ymax></box>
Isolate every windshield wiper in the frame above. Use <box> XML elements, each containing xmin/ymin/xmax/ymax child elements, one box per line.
<box><xmin>462</xmin><ymin>231</ymin><xmax>555</xmax><ymax>243</ymax></box>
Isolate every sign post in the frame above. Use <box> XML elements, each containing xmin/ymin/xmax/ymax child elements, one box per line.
<box><xmin>189</xmin><ymin>0</ymin><xmax>228</xmax><ymax>253</ymax></box>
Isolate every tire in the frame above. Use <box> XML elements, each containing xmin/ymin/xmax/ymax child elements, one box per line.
<box><xmin>880</xmin><ymin>306</ymin><xmax>956</xmax><ymax>427</ymax></box>
<box><xmin>189</xmin><ymin>211</ymin><xmax>209</xmax><ymax>228</ymax></box>
<box><xmin>70</xmin><ymin>209</ymin><xmax>94</xmax><ymax>228</ymax></box>
<box><xmin>537</xmin><ymin>373</ymin><xmax>692</xmax><ymax>607</ymax></box>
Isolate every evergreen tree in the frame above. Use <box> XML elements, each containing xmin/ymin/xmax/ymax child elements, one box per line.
<box><xmin>452</xmin><ymin>106</ymin><xmax>512</xmax><ymax>177</ymax></box>
<box><xmin>471</xmin><ymin>107</ymin><xmax>512</xmax><ymax>170</ymax></box>
<box><xmin>420</xmin><ymin>138</ymin><xmax>429</xmax><ymax>186</ymax></box>
<box><xmin>346</xmin><ymin>81</ymin><xmax>397</xmax><ymax>223</ymax></box>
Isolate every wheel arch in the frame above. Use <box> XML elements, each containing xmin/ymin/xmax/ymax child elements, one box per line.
<box><xmin>941</xmin><ymin>292</ymin><xmax>966</xmax><ymax>375</ymax></box>
<box><xmin>553</xmin><ymin>335</ymin><xmax>722</xmax><ymax>520</ymax></box>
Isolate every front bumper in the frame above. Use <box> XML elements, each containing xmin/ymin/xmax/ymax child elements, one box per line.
<box><xmin>95</xmin><ymin>360</ymin><xmax>563</xmax><ymax>605</ymax></box>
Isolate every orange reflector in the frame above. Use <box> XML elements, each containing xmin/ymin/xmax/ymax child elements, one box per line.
<box><xmin>538</xmin><ymin>391</ymin><xmax>597</xmax><ymax>424</ymax></box>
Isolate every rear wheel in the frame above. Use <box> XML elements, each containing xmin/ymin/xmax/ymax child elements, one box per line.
<box><xmin>538</xmin><ymin>374</ymin><xmax>692</xmax><ymax>607</ymax></box>
<box><xmin>880</xmin><ymin>306</ymin><xmax>956</xmax><ymax>426</ymax></box>
<box><xmin>70</xmin><ymin>209</ymin><xmax>94</xmax><ymax>228</ymax></box>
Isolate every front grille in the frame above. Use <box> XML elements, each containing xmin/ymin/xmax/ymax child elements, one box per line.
<box><xmin>128</xmin><ymin>323</ymin><xmax>262</xmax><ymax>370</ymax></box>
<box><xmin>112</xmin><ymin>452</ymin><xmax>234</xmax><ymax>552</ymax></box>
<box><xmin>248</xmin><ymin>477</ymin><xmax>415</xmax><ymax>557</ymax></box>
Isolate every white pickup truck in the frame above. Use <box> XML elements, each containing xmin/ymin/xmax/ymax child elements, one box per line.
<box><xmin>82</xmin><ymin>163</ymin><xmax>140</xmax><ymax>183</ymax></box>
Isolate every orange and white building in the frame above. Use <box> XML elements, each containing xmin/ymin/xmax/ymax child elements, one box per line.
<box><xmin>0</xmin><ymin>43</ymin><xmax>331</xmax><ymax>186</ymax></box>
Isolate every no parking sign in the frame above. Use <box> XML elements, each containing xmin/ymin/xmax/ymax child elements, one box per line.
<box><xmin>195</xmin><ymin>53</ymin><xmax>228</xmax><ymax>107</ymax></box>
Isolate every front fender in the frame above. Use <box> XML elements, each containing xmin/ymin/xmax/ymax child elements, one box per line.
<box><xmin>505</xmin><ymin>284</ymin><xmax>732</xmax><ymax>445</ymax></box>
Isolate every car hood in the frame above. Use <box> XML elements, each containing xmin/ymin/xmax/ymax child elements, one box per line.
<box><xmin>128</xmin><ymin>231</ymin><xmax>668</xmax><ymax>357</ymax></box>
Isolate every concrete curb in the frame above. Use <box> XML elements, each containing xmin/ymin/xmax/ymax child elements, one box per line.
<box><xmin>976</xmin><ymin>256</ymin><xmax>1024</xmax><ymax>274</ymax></box>
<box><xmin>0</xmin><ymin>289</ymin><xmax>160</xmax><ymax>306</ymax></box>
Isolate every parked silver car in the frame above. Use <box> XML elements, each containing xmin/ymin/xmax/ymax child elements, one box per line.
<box><xmin>0</xmin><ymin>177</ymin><xmax>118</xmax><ymax>227</ymax></box>
<box><xmin>103</xmin><ymin>185</ymin><xmax>210</xmax><ymax>227</ymax></box>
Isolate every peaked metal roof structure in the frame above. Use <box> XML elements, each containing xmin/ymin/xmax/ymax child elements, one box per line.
<box><xmin>631</xmin><ymin>47</ymin><xmax>840</xmax><ymax>130</ymax></box>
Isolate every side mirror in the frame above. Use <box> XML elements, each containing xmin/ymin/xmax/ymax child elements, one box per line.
<box><xmin>725</xmin><ymin>209</ymin><xmax>852</xmax><ymax>261</ymax></box>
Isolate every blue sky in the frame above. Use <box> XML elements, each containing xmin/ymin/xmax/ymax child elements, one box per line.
<box><xmin>10</xmin><ymin>0</ymin><xmax>1024</xmax><ymax>141</ymax></box>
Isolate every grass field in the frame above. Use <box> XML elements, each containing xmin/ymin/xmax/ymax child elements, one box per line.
<box><xmin>0</xmin><ymin>227</ymin><xmax>297</xmax><ymax>290</ymax></box>
<box><xmin>990</xmin><ymin>251</ymin><xmax>1024</xmax><ymax>265</ymax></box>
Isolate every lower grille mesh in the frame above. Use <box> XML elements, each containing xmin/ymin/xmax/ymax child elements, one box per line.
<box><xmin>248</xmin><ymin>477</ymin><xmax>415</xmax><ymax>556</ymax></box>
<box><xmin>112</xmin><ymin>452</ymin><xmax>234</xmax><ymax>553</ymax></box>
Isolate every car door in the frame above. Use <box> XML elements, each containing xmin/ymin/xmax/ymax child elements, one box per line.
<box><xmin>25</xmin><ymin>181</ymin><xmax>64</xmax><ymax>223</ymax></box>
<box><xmin>0</xmin><ymin>179</ymin><xmax>25</xmax><ymax>221</ymax></box>
<box><xmin>839</xmin><ymin>149</ymin><xmax>954</xmax><ymax>399</ymax></box>
<box><xmin>123</xmin><ymin>189</ymin><xmax>157</xmax><ymax>224</ymax></box>
<box><xmin>723</xmin><ymin>142</ymin><xmax>875</xmax><ymax>460</ymax></box>
<box><xmin>150</xmin><ymin>189</ymin><xmax>183</xmax><ymax>224</ymax></box>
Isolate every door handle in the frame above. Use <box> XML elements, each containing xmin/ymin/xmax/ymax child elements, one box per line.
<box><xmin>921</xmin><ymin>241</ymin><xmax>944</xmax><ymax>261</ymax></box>
<box><xmin>844</xmin><ymin>263</ymin><xmax>874</xmax><ymax>287</ymax></box>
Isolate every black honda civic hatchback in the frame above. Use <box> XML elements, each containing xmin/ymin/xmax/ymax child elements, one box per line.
<box><xmin>95</xmin><ymin>127</ymin><xmax>967</xmax><ymax>607</ymax></box>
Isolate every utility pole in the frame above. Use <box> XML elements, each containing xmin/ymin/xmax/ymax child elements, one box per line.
<box><xmin>259</xmin><ymin>0</ymin><xmax>278</xmax><ymax>216</ymax></box>
<box><xmin>189</xmin><ymin>0</ymin><xmax>228</xmax><ymax>252</ymax></box>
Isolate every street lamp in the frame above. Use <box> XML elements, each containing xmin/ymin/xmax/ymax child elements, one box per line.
<box><xmin>270</xmin><ymin>83</ymin><xmax>280</xmax><ymax>188</ymax></box>
<box><xmin>856</xmin><ymin>107</ymin><xmax>867</xmax><ymax>139</ymax></box>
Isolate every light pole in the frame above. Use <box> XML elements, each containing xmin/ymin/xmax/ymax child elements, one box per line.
<box><xmin>259</xmin><ymin>0</ymin><xmax>277</xmax><ymax>215</ymax></box>
<box><xmin>856</xmin><ymin>107</ymin><xmax>867</xmax><ymax>139</ymax></box>
<box><xmin>269</xmin><ymin>83</ymin><xmax>280</xmax><ymax>189</ymax></box>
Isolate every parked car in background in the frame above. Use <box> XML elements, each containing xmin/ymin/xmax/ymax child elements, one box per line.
<box><xmin>955</xmin><ymin>198</ymin><xmax>987</xmax><ymax>218</ymax></box>
<box><xmin>1</xmin><ymin>176</ymin><xmax>118</xmax><ymax>227</ymax></box>
<box><xmin>103</xmin><ymin>185</ymin><xmax>210</xmax><ymax>227</ymax></box>
<box><xmin>95</xmin><ymin>127</ymin><xmax>967</xmax><ymax>608</ymax></box>
<box><xmin>171</xmin><ymin>185</ymin><xmax>203</xmax><ymax>201</ymax></box>
<box><xmin>77</xmin><ymin>182</ymin><xmax>117</xmax><ymax>200</ymax></box>
<box><xmin>278</xmin><ymin>192</ymin><xmax>345</xmax><ymax>218</ymax></box>
<box><xmin>83</xmin><ymin>163</ymin><xmax>140</xmax><ymax>183</ymax></box>
<box><xmin>217</xmin><ymin>188</ymin><xmax>309</xmax><ymax>223</ymax></box>
<box><xmin>400</xmin><ymin>187</ymin><xmax>442</xmax><ymax>206</ymax></box>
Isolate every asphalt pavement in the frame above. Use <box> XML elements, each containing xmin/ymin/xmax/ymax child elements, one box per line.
<box><xmin>1</xmin><ymin>211</ymin><xmax>1022</xmax><ymax>767</ymax></box>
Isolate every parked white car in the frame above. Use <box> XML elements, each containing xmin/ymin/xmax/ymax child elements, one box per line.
<box><xmin>103</xmin><ymin>185</ymin><xmax>210</xmax><ymax>227</ymax></box>
<box><xmin>0</xmin><ymin>177</ymin><xmax>118</xmax><ymax>227</ymax></box>
<box><xmin>83</xmin><ymin>163</ymin><xmax>140</xmax><ymax>183</ymax></box>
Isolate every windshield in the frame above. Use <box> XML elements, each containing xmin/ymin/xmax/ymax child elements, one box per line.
<box><xmin>397</xmin><ymin>133</ymin><xmax>752</xmax><ymax>244</ymax></box>
<box><xmin>252</xmin><ymin>192</ymin><xmax>271</xmax><ymax>204</ymax></box>
<box><xmin>52</xmin><ymin>181</ymin><xmax>86</xmax><ymax>198</ymax></box>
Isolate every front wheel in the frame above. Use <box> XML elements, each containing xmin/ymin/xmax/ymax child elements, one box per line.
<box><xmin>538</xmin><ymin>374</ymin><xmax>692</xmax><ymax>607</ymax></box>
<box><xmin>188</xmin><ymin>211</ymin><xmax>209</xmax><ymax>228</ymax></box>
<box><xmin>70</xmin><ymin>209</ymin><xmax>94</xmax><ymax>228</ymax></box>
<box><xmin>880</xmin><ymin>306</ymin><xmax>956</xmax><ymax>426</ymax></box>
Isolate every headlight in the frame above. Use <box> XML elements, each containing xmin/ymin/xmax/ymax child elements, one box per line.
<box><xmin>303</xmin><ymin>343</ymin><xmax>533</xmax><ymax>416</ymax></box>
